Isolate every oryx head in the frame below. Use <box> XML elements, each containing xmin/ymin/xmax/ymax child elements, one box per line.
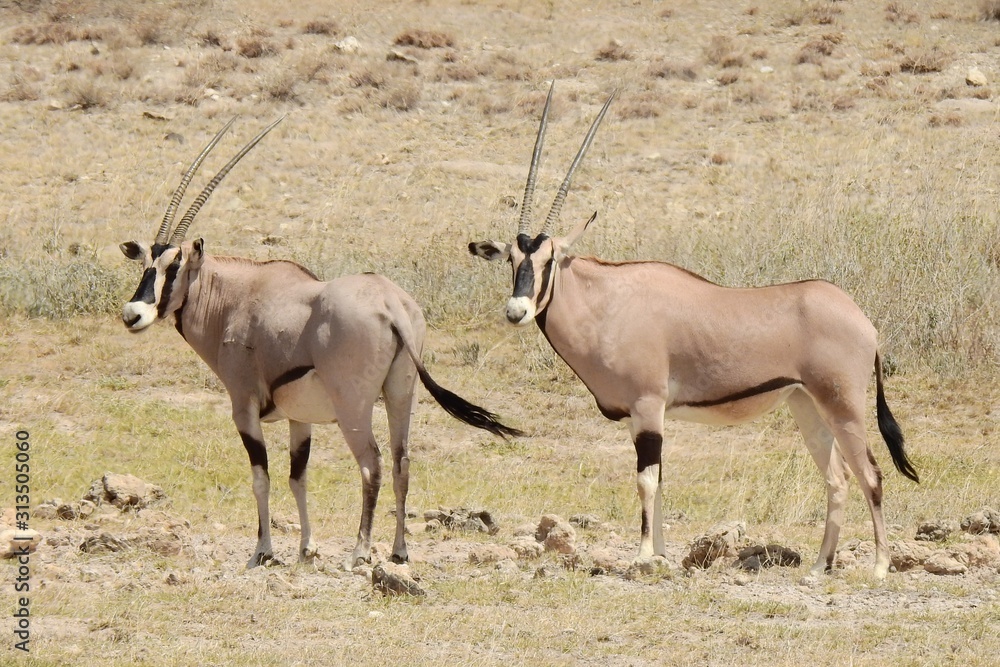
<box><xmin>120</xmin><ymin>117</ymin><xmax>282</xmax><ymax>332</ymax></box>
<box><xmin>468</xmin><ymin>82</ymin><xmax>615</xmax><ymax>325</ymax></box>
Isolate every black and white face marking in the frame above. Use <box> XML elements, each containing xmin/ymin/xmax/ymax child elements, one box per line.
<box><xmin>119</xmin><ymin>240</ymin><xmax>200</xmax><ymax>332</ymax></box>
<box><xmin>506</xmin><ymin>233</ymin><xmax>557</xmax><ymax>326</ymax></box>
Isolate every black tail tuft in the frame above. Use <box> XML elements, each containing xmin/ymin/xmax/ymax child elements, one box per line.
<box><xmin>418</xmin><ymin>369</ymin><xmax>523</xmax><ymax>439</ymax></box>
<box><xmin>875</xmin><ymin>354</ymin><xmax>919</xmax><ymax>483</ymax></box>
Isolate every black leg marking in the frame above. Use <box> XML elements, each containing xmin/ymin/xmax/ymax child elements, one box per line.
<box><xmin>290</xmin><ymin>436</ymin><xmax>311</xmax><ymax>481</ymax></box>
<box><xmin>634</xmin><ymin>431</ymin><xmax>663</xmax><ymax>473</ymax></box>
<box><xmin>239</xmin><ymin>431</ymin><xmax>269</xmax><ymax>473</ymax></box>
<box><xmin>678</xmin><ymin>377</ymin><xmax>801</xmax><ymax>408</ymax></box>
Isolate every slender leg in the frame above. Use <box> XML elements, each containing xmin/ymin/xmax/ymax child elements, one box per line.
<box><xmin>288</xmin><ymin>420</ymin><xmax>317</xmax><ymax>563</ymax></box>
<box><xmin>628</xmin><ymin>397</ymin><xmax>667</xmax><ymax>560</ymax></box>
<box><xmin>382</xmin><ymin>353</ymin><xmax>418</xmax><ymax>564</ymax></box>
<box><xmin>234</xmin><ymin>406</ymin><xmax>274</xmax><ymax>568</ymax></box>
<box><xmin>334</xmin><ymin>408</ymin><xmax>381</xmax><ymax>569</ymax></box>
<box><xmin>787</xmin><ymin>390</ymin><xmax>850</xmax><ymax>575</ymax></box>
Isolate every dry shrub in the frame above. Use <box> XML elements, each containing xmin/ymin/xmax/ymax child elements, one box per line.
<box><xmin>885</xmin><ymin>3</ymin><xmax>920</xmax><ymax>23</ymax></box>
<box><xmin>436</xmin><ymin>59</ymin><xmax>484</xmax><ymax>82</ymax></box>
<box><xmin>928</xmin><ymin>112</ymin><xmax>963</xmax><ymax>127</ymax></box>
<box><xmin>199</xmin><ymin>29</ymin><xmax>228</xmax><ymax>49</ymax></box>
<box><xmin>900</xmin><ymin>47</ymin><xmax>950</xmax><ymax>74</ymax></box>
<box><xmin>260</xmin><ymin>70</ymin><xmax>299</xmax><ymax>102</ymax></box>
<box><xmin>596</xmin><ymin>39</ymin><xmax>634</xmax><ymax>62</ymax></box>
<box><xmin>490</xmin><ymin>52</ymin><xmax>533</xmax><ymax>81</ymax></box>
<box><xmin>62</xmin><ymin>77</ymin><xmax>113</xmax><ymax>110</ymax></box>
<box><xmin>8</xmin><ymin>22</ymin><xmax>111</xmax><ymax>45</ymax></box>
<box><xmin>238</xmin><ymin>35</ymin><xmax>279</xmax><ymax>59</ymax></box>
<box><xmin>90</xmin><ymin>52</ymin><xmax>138</xmax><ymax>80</ymax></box>
<box><xmin>1</xmin><ymin>67</ymin><xmax>42</xmax><ymax>102</ymax></box>
<box><xmin>647</xmin><ymin>58</ymin><xmax>698</xmax><ymax>81</ymax></box>
<box><xmin>782</xmin><ymin>2</ymin><xmax>842</xmax><ymax>26</ymax></box>
<box><xmin>377</xmin><ymin>81</ymin><xmax>421</xmax><ymax>111</ymax></box>
<box><xmin>860</xmin><ymin>60</ymin><xmax>900</xmax><ymax>77</ymax></box>
<box><xmin>132</xmin><ymin>10</ymin><xmax>169</xmax><ymax>46</ymax></box>
<box><xmin>303</xmin><ymin>19</ymin><xmax>338</xmax><ymax>35</ymax></box>
<box><xmin>750</xmin><ymin>47</ymin><xmax>768</xmax><ymax>60</ymax></box>
<box><xmin>349</xmin><ymin>66</ymin><xmax>389</xmax><ymax>89</ymax></box>
<box><xmin>393</xmin><ymin>28</ymin><xmax>455</xmax><ymax>49</ymax></box>
<box><xmin>704</xmin><ymin>35</ymin><xmax>745</xmax><ymax>68</ymax></box>
<box><xmin>717</xmin><ymin>70</ymin><xmax>740</xmax><ymax>86</ymax></box>
<box><xmin>982</xmin><ymin>0</ymin><xmax>1000</xmax><ymax>20</ymax></box>
<box><xmin>795</xmin><ymin>33</ymin><xmax>841</xmax><ymax>66</ymax></box>
<box><xmin>615</xmin><ymin>90</ymin><xmax>664</xmax><ymax>119</ymax></box>
<box><xmin>831</xmin><ymin>93</ymin><xmax>857</xmax><ymax>111</ymax></box>
<box><xmin>731</xmin><ymin>81</ymin><xmax>769</xmax><ymax>105</ymax></box>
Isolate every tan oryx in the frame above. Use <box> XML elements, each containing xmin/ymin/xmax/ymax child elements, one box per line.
<box><xmin>469</xmin><ymin>83</ymin><xmax>918</xmax><ymax>579</ymax></box>
<box><xmin>121</xmin><ymin>118</ymin><xmax>520</xmax><ymax>569</ymax></box>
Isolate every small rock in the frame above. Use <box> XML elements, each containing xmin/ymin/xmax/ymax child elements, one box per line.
<box><xmin>682</xmin><ymin>521</ymin><xmax>746</xmax><ymax>569</ymax></box>
<box><xmin>1</xmin><ymin>529</ymin><xmax>42</xmax><ymax>558</ymax></box>
<box><xmin>494</xmin><ymin>559</ymin><xmax>521</xmax><ymax>576</ymax></box>
<box><xmin>509</xmin><ymin>536</ymin><xmax>544</xmax><ymax>560</ymax></box>
<box><xmin>84</xmin><ymin>472</ymin><xmax>165</xmax><ymax>510</ymax></box>
<box><xmin>543</xmin><ymin>523</ymin><xmax>577</xmax><ymax>555</ymax></box>
<box><xmin>966</xmin><ymin>67</ymin><xmax>988</xmax><ymax>87</ymax></box>
<box><xmin>961</xmin><ymin>508</ymin><xmax>1000</xmax><ymax>535</ymax></box>
<box><xmin>916</xmin><ymin>520</ymin><xmax>959</xmax><ymax>542</ymax></box>
<box><xmin>334</xmin><ymin>36</ymin><xmax>360</xmax><ymax>53</ymax></box>
<box><xmin>79</xmin><ymin>533</ymin><xmax>131</xmax><ymax>554</ymax></box>
<box><xmin>387</xmin><ymin>49</ymin><xmax>418</xmax><ymax>64</ymax></box>
<box><xmin>890</xmin><ymin>540</ymin><xmax>933</xmax><ymax>571</ymax></box>
<box><xmin>468</xmin><ymin>544</ymin><xmax>518</xmax><ymax>565</ymax></box>
<box><xmin>372</xmin><ymin>563</ymin><xmax>425</xmax><ymax>597</ymax></box>
<box><xmin>736</xmin><ymin>544</ymin><xmax>801</xmax><ymax>570</ymax></box>
<box><xmin>924</xmin><ymin>552</ymin><xmax>967</xmax><ymax>576</ymax></box>
<box><xmin>569</xmin><ymin>514</ymin><xmax>601</xmax><ymax>529</ymax></box>
<box><xmin>33</xmin><ymin>499</ymin><xmax>61</xmax><ymax>520</ymax></box>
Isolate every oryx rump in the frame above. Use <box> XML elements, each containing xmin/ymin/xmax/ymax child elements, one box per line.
<box><xmin>469</xmin><ymin>83</ymin><xmax>917</xmax><ymax>578</ymax></box>
<box><xmin>121</xmin><ymin>118</ymin><xmax>519</xmax><ymax>569</ymax></box>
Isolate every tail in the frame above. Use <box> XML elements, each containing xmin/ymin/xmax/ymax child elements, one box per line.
<box><xmin>416</xmin><ymin>367</ymin><xmax>523</xmax><ymax>438</ymax></box>
<box><xmin>390</xmin><ymin>322</ymin><xmax>522</xmax><ymax>439</ymax></box>
<box><xmin>875</xmin><ymin>352</ymin><xmax>919</xmax><ymax>483</ymax></box>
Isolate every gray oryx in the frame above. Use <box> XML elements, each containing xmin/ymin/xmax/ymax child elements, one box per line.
<box><xmin>469</xmin><ymin>83</ymin><xmax>918</xmax><ymax>579</ymax></box>
<box><xmin>121</xmin><ymin>118</ymin><xmax>520</xmax><ymax>569</ymax></box>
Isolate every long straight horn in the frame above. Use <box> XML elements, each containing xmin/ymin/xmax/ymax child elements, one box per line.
<box><xmin>518</xmin><ymin>81</ymin><xmax>555</xmax><ymax>237</ymax></box>
<box><xmin>540</xmin><ymin>89</ymin><xmax>616</xmax><ymax>237</ymax></box>
<box><xmin>155</xmin><ymin>117</ymin><xmax>236</xmax><ymax>245</ymax></box>
<box><xmin>169</xmin><ymin>116</ymin><xmax>285</xmax><ymax>245</ymax></box>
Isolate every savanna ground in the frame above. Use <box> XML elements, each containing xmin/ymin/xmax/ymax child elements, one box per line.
<box><xmin>1</xmin><ymin>0</ymin><xmax>999</xmax><ymax>664</ymax></box>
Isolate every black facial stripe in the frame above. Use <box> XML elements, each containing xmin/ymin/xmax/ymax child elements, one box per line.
<box><xmin>130</xmin><ymin>268</ymin><xmax>157</xmax><ymax>305</ymax></box>
<box><xmin>512</xmin><ymin>256</ymin><xmax>535</xmax><ymax>297</ymax></box>
<box><xmin>678</xmin><ymin>377</ymin><xmax>802</xmax><ymax>408</ymax></box>
<box><xmin>634</xmin><ymin>431</ymin><xmax>663</xmax><ymax>473</ymax></box>
<box><xmin>239</xmin><ymin>431</ymin><xmax>269</xmax><ymax>473</ymax></box>
<box><xmin>269</xmin><ymin>366</ymin><xmax>314</xmax><ymax>395</ymax></box>
<box><xmin>516</xmin><ymin>233</ymin><xmax>548</xmax><ymax>253</ymax></box>
<box><xmin>290</xmin><ymin>436</ymin><xmax>311</xmax><ymax>481</ymax></box>
<box><xmin>150</xmin><ymin>243</ymin><xmax>172</xmax><ymax>259</ymax></box>
<box><xmin>156</xmin><ymin>255</ymin><xmax>182</xmax><ymax>319</ymax></box>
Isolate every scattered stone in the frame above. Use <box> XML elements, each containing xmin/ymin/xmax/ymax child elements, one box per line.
<box><xmin>79</xmin><ymin>533</ymin><xmax>131</xmax><ymax>554</ymax></box>
<box><xmin>736</xmin><ymin>544</ymin><xmax>802</xmax><ymax>571</ymax></box>
<box><xmin>56</xmin><ymin>500</ymin><xmax>97</xmax><ymax>521</ymax></box>
<box><xmin>534</xmin><ymin>514</ymin><xmax>577</xmax><ymax>554</ymax></box>
<box><xmin>512</xmin><ymin>523</ymin><xmax>537</xmax><ymax>538</ymax></box>
<box><xmin>966</xmin><ymin>67</ymin><xmax>988</xmax><ymax>87</ymax></box>
<box><xmin>333</xmin><ymin>36</ymin><xmax>361</xmax><ymax>53</ymax></box>
<box><xmin>509</xmin><ymin>536</ymin><xmax>544</xmax><ymax>560</ymax></box>
<box><xmin>1</xmin><ymin>529</ymin><xmax>42</xmax><ymax>558</ymax></box>
<box><xmin>890</xmin><ymin>540</ymin><xmax>933</xmax><ymax>572</ymax></box>
<box><xmin>589</xmin><ymin>548</ymin><xmax>628</xmax><ymax>573</ymax></box>
<box><xmin>835</xmin><ymin>538</ymin><xmax>875</xmax><ymax>570</ymax></box>
<box><xmin>270</xmin><ymin>516</ymin><xmax>300</xmax><ymax>534</ymax></box>
<box><xmin>469</xmin><ymin>544</ymin><xmax>518</xmax><ymax>565</ymax></box>
<box><xmin>372</xmin><ymin>563</ymin><xmax>425</xmax><ymax>597</ymax></box>
<box><xmin>569</xmin><ymin>514</ymin><xmax>601</xmax><ymax>529</ymax></box>
<box><xmin>533</xmin><ymin>564</ymin><xmax>561</xmax><ymax>579</ymax></box>
<box><xmin>494</xmin><ymin>559</ymin><xmax>521</xmax><ymax>576</ymax></box>
<box><xmin>916</xmin><ymin>520</ymin><xmax>959</xmax><ymax>542</ymax></box>
<box><xmin>949</xmin><ymin>535</ymin><xmax>1000</xmax><ymax>569</ymax></box>
<box><xmin>961</xmin><ymin>508</ymin><xmax>1000</xmax><ymax>535</ymax></box>
<box><xmin>924</xmin><ymin>552</ymin><xmax>967</xmax><ymax>576</ymax></box>
<box><xmin>33</xmin><ymin>499</ymin><xmax>61</xmax><ymax>520</ymax></box>
<box><xmin>422</xmin><ymin>508</ymin><xmax>499</xmax><ymax>535</ymax></box>
<box><xmin>84</xmin><ymin>473</ymin><xmax>165</xmax><ymax>510</ymax></box>
<box><xmin>682</xmin><ymin>521</ymin><xmax>746</xmax><ymax>569</ymax></box>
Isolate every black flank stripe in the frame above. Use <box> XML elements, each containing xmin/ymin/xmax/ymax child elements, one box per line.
<box><xmin>156</xmin><ymin>255</ymin><xmax>182</xmax><ymax>318</ymax></box>
<box><xmin>269</xmin><ymin>366</ymin><xmax>314</xmax><ymax>395</ymax></box>
<box><xmin>680</xmin><ymin>377</ymin><xmax>801</xmax><ymax>408</ymax></box>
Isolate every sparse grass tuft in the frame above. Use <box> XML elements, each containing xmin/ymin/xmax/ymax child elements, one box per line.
<box><xmin>394</xmin><ymin>28</ymin><xmax>455</xmax><ymax>49</ymax></box>
<box><xmin>981</xmin><ymin>0</ymin><xmax>1000</xmax><ymax>20</ymax></box>
<box><xmin>885</xmin><ymin>2</ymin><xmax>920</xmax><ymax>23</ymax></box>
<box><xmin>302</xmin><ymin>19</ymin><xmax>338</xmax><ymax>35</ymax></box>
<box><xmin>704</xmin><ymin>35</ymin><xmax>745</xmax><ymax>69</ymax></box>
<box><xmin>900</xmin><ymin>47</ymin><xmax>950</xmax><ymax>74</ymax></box>
<box><xmin>647</xmin><ymin>57</ymin><xmax>698</xmax><ymax>81</ymax></box>
<box><xmin>595</xmin><ymin>39</ymin><xmax>633</xmax><ymax>62</ymax></box>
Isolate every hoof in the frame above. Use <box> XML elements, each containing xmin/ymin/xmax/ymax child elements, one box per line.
<box><xmin>299</xmin><ymin>546</ymin><xmax>318</xmax><ymax>563</ymax></box>
<box><xmin>247</xmin><ymin>553</ymin><xmax>282</xmax><ymax>569</ymax></box>
<box><xmin>390</xmin><ymin>552</ymin><xmax>409</xmax><ymax>565</ymax></box>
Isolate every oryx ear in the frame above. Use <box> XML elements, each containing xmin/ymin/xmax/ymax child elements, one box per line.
<box><xmin>468</xmin><ymin>240</ymin><xmax>511</xmax><ymax>262</ymax></box>
<box><xmin>120</xmin><ymin>241</ymin><xmax>146</xmax><ymax>261</ymax></box>
<box><xmin>555</xmin><ymin>212</ymin><xmax>597</xmax><ymax>260</ymax></box>
<box><xmin>188</xmin><ymin>238</ymin><xmax>205</xmax><ymax>269</ymax></box>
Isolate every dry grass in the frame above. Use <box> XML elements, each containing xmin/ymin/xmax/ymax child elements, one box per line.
<box><xmin>1</xmin><ymin>0</ymin><xmax>999</xmax><ymax>664</ymax></box>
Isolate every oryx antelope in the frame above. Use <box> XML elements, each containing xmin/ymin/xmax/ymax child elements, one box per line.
<box><xmin>121</xmin><ymin>118</ymin><xmax>520</xmax><ymax>569</ymax></box>
<box><xmin>469</xmin><ymin>83</ymin><xmax>918</xmax><ymax>579</ymax></box>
